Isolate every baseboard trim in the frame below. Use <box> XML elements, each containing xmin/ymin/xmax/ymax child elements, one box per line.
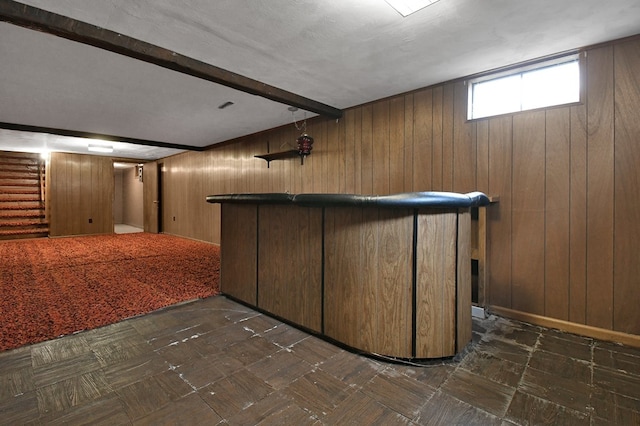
<box><xmin>488</xmin><ymin>306</ymin><xmax>640</xmax><ymax>349</ymax></box>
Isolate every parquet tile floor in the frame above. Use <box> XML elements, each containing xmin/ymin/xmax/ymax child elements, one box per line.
<box><xmin>1</xmin><ymin>295</ymin><xmax>639</xmax><ymax>425</ymax></box>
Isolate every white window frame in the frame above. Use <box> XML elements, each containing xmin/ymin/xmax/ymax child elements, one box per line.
<box><xmin>467</xmin><ymin>53</ymin><xmax>581</xmax><ymax>120</ymax></box>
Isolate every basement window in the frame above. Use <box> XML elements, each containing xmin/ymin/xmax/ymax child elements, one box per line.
<box><xmin>467</xmin><ymin>54</ymin><xmax>580</xmax><ymax>120</ymax></box>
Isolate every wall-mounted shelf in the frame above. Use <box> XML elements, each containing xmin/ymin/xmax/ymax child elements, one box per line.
<box><xmin>255</xmin><ymin>149</ymin><xmax>305</xmax><ymax>167</ymax></box>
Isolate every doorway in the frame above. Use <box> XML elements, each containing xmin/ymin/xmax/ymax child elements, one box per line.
<box><xmin>113</xmin><ymin>162</ymin><xmax>144</xmax><ymax>234</ymax></box>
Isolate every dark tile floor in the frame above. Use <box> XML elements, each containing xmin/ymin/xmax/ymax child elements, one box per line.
<box><xmin>1</xmin><ymin>295</ymin><xmax>639</xmax><ymax>425</ymax></box>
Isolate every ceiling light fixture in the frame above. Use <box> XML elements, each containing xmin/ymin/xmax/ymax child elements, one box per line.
<box><xmin>385</xmin><ymin>0</ymin><xmax>440</xmax><ymax>17</ymax></box>
<box><xmin>88</xmin><ymin>144</ymin><xmax>114</xmax><ymax>153</ymax></box>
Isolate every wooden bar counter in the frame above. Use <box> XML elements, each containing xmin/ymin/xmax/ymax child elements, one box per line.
<box><xmin>206</xmin><ymin>191</ymin><xmax>490</xmax><ymax>361</ymax></box>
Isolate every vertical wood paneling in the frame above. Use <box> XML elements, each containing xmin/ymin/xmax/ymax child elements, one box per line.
<box><xmin>456</xmin><ymin>210</ymin><xmax>472</xmax><ymax>350</ymax></box>
<box><xmin>353</xmin><ymin>108</ymin><xmax>363</xmax><ymax>194</ymax></box>
<box><xmin>80</xmin><ymin>155</ymin><xmax>92</xmax><ymax>234</ymax></box>
<box><xmin>372</xmin><ymin>100</ymin><xmax>390</xmax><ymax>195</ymax></box>
<box><xmin>389</xmin><ymin>96</ymin><xmax>405</xmax><ymax>194</ymax></box>
<box><xmin>441</xmin><ymin>84</ymin><xmax>455</xmax><ymax>191</ymax></box>
<box><xmin>311</xmin><ymin>120</ymin><xmax>325</xmax><ymax>193</ymax></box>
<box><xmin>569</xmin><ymin>103</ymin><xmax>588</xmax><ymax>324</ymax></box>
<box><xmin>324</xmin><ymin>207</ymin><xmax>363</xmax><ymax>348</ymax></box>
<box><xmin>511</xmin><ymin>111</ymin><xmax>546</xmax><ymax>315</ymax></box>
<box><xmin>613</xmin><ymin>39</ymin><xmax>640</xmax><ymax>335</ymax></box>
<box><xmin>258</xmin><ymin>205</ymin><xmax>323</xmax><ymax>332</ymax></box>
<box><xmin>360</xmin><ymin>208</ymin><xmax>378</xmax><ymax>352</ymax></box>
<box><xmin>336</xmin><ymin>114</ymin><xmax>348</xmax><ymax>193</ymax></box>
<box><xmin>586</xmin><ymin>46</ymin><xmax>615</xmax><ymax>330</ymax></box>
<box><xmin>475</xmin><ymin>120</ymin><xmax>490</xmax><ymax>307</ymax></box>
<box><xmin>415</xmin><ymin>210</ymin><xmax>457</xmax><ymax>358</ymax></box>
<box><xmin>476</xmin><ymin>120</ymin><xmax>489</xmax><ymax>194</ymax></box>
<box><xmin>324</xmin><ymin>208</ymin><xmax>412</xmax><ymax>357</ymax></box>
<box><xmin>376</xmin><ymin>209</ymin><xmax>413</xmax><ymax>356</ymax></box>
<box><xmin>487</xmin><ymin>116</ymin><xmax>513</xmax><ymax>308</ymax></box>
<box><xmin>361</xmin><ymin>105</ymin><xmax>373</xmax><ymax>194</ymax></box>
<box><xmin>98</xmin><ymin>157</ymin><xmax>114</xmax><ymax>233</ymax></box>
<box><xmin>403</xmin><ymin>94</ymin><xmax>414</xmax><ymax>192</ymax></box>
<box><xmin>143</xmin><ymin>160</ymin><xmax>158</xmax><ymax>233</ymax></box>
<box><xmin>69</xmin><ymin>155</ymin><xmax>81</xmax><ymax>235</ymax></box>
<box><xmin>49</xmin><ymin>153</ymin><xmax>113</xmax><ymax>237</ymax></box>
<box><xmin>432</xmin><ymin>86</ymin><xmax>444</xmax><ymax>190</ymax></box>
<box><xmin>309</xmin><ymin>120</ymin><xmax>329</xmax><ymax>192</ymax></box>
<box><xmin>344</xmin><ymin>109</ymin><xmax>357</xmax><ymax>193</ymax></box>
<box><xmin>48</xmin><ymin>153</ymin><xmax>60</xmax><ymax>236</ymax></box>
<box><xmin>220</xmin><ymin>204</ymin><xmax>257</xmax><ymax>305</ymax></box>
<box><xmin>326</xmin><ymin>118</ymin><xmax>340</xmax><ymax>193</ymax></box>
<box><xmin>545</xmin><ymin>108</ymin><xmax>571</xmax><ymax>320</ymax></box>
<box><xmin>452</xmin><ymin>81</ymin><xmax>476</xmax><ymax>193</ymax></box>
<box><xmin>413</xmin><ymin>89</ymin><xmax>432</xmax><ymax>191</ymax></box>
<box><xmin>154</xmin><ymin>35</ymin><xmax>640</xmax><ymax>339</ymax></box>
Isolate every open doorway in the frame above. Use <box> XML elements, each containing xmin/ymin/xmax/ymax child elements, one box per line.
<box><xmin>113</xmin><ymin>162</ymin><xmax>144</xmax><ymax>234</ymax></box>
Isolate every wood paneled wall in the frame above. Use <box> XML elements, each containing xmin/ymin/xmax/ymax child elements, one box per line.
<box><xmin>154</xmin><ymin>36</ymin><xmax>640</xmax><ymax>336</ymax></box>
<box><xmin>49</xmin><ymin>152</ymin><xmax>114</xmax><ymax>236</ymax></box>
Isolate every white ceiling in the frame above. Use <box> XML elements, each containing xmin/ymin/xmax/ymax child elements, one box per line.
<box><xmin>1</xmin><ymin>0</ymin><xmax>639</xmax><ymax>160</ymax></box>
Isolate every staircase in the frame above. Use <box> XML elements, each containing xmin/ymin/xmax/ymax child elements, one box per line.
<box><xmin>0</xmin><ymin>151</ymin><xmax>49</xmax><ymax>240</ymax></box>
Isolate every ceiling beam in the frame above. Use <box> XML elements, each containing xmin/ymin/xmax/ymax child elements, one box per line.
<box><xmin>0</xmin><ymin>122</ymin><xmax>205</xmax><ymax>152</ymax></box>
<box><xmin>0</xmin><ymin>0</ymin><xmax>343</xmax><ymax>119</ymax></box>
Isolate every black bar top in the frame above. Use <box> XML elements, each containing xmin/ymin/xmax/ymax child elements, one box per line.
<box><xmin>206</xmin><ymin>191</ymin><xmax>490</xmax><ymax>209</ymax></box>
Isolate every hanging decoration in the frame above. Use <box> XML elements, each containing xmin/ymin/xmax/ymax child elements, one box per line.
<box><xmin>290</xmin><ymin>107</ymin><xmax>314</xmax><ymax>157</ymax></box>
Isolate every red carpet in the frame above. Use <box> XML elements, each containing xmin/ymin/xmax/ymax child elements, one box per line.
<box><xmin>0</xmin><ymin>233</ymin><xmax>220</xmax><ymax>351</ymax></box>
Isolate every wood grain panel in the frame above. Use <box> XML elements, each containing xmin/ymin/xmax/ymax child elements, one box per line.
<box><xmin>80</xmin><ymin>155</ymin><xmax>92</xmax><ymax>234</ymax></box>
<box><xmin>476</xmin><ymin>120</ymin><xmax>489</xmax><ymax>195</ymax></box>
<box><xmin>69</xmin><ymin>154</ymin><xmax>81</xmax><ymax>235</ymax></box>
<box><xmin>326</xmin><ymin>116</ymin><xmax>340</xmax><ymax>193</ymax></box>
<box><xmin>413</xmin><ymin>89</ymin><xmax>433</xmax><ymax>191</ymax></box>
<box><xmin>98</xmin><ymin>156</ymin><xmax>114</xmax><ymax>233</ymax></box>
<box><xmin>324</xmin><ymin>207</ymin><xmax>413</xmax><ymax>357</ymax></box>
<box><xmin>511</xmin><ymin>110</ymin><xmax>546</xmax><ymax>315</ymax></box>
<box><xmin>487</xmin><ymin>116</ymin><xmax>513</xmax><ymax>307</ymax></box>
<box><xmin>220</xmin><ymin>204</ymin><xmax>257</xmax><ymax>305</ymax></box>
<box><xmin>143</xmin><ymin>161</ymin><xmax>158</xmax><ymax>233</ymax></box>
<box><xmin>323</xmin><ymin>207</ymin><xmax>364</xmax><ymax>349</ymax></box>
<box><xmin>586</xmin><ymin>45</ymin><xmax>615</xmax><ymax>330</ymax></box>
<box><xmin>613</xmin><ymin>39</ymin><xmax>640</xmax><ymax>335</ymax></box>
<box><xmin>360</xmin><ymin>208</ymin><xmax>379</xmax><ymax>352</ymax></box>
<box><xmin>325</xmin><ymin>207</ymin><xmax>372</xmax><ymax>351</ymax></box>
<box><xmin>403</xmin><ymin>94</ymin><xmax>414</xmax><ymax>192</ymax></box>
<box><xmin>258</xmin><ymin>205</ymin><xmax>323</xmax><ymax>332</ymax></box>
<box><xmin>48</xmin><ymin>152</ymin><xmax>63</xmax><ymax>236</ymax></box>
<box><xmin>442</xmin><ymin>84</ymin><xmax>455</xmax><ymax>191</ymax></box>
<box><xmin>431</xmin><ymin>86</ymin><xmax>444</xmax><ymax>190</ymax></box>
<box><xmin>415</xmin><ymin>210</ymin><xmax>457</xmax><ymax>358</ymax></box>
<box><xmin>569</xmin><ymin>103</ymin><xmax>588</xmax><ymax>324</ymax></box>
<box><xmin>361</xmin><ymin>105</ymin><xmax>373</xmax><ymax>195</ymax></box>
<box><xmin>372</xmin><ymin>100</ymin><xmax>390</xmax><ymax>195</ymax></box>
<box><xmin>474</xmin><ymin>119</ymin><xmax>489</xmax><ymax>306</ymax></box>
<box><xmin>544</xmin><ymin>107</ymin><xmax>571</xmax><ymax>320</ymax></box>
<box><xmin>154</xmin><ymin>34</ymin><xmax>640</xmax><ymax>341</ymax></box>
<box><xmin>352</xmin><ymin>108</ymin><xmax>363</xmax><ymax>194</ymax></box>
<box><xmin>336</xmin><ymin>112</ymin><xmax>348</xmax><ymax>193</ymax></box>
<box><xmin>310</xmin><ymin>119</ymin><xmax>325</xmax><ymax>193</ymax></box>
<box><xmin>456</xmin><ymin>209</ymin><xmax>472</xmax><ymax>351</ymax></box>
<box><xmin>344</xmin><ymin>109</ymin><xmax>358</xmax><ymax>194</ymax></box>
<box><xmin>389</xmin><ymin>96</ymin><xmax>405</xmax><ymax>194</ymax></box>
<box><xmin>48</xmin><ymin>153</ymin><xmax>113</xmax><ymax>237</ymax></box>
<box><xmin>452</xmin><ymin>81</ymin><xmax>476</xmax><ymax>193</ymax></box>
<box><xmin>376</xmin><ymin>209</ymin><xmax>413</xmax><ymax>357</ymax></box>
